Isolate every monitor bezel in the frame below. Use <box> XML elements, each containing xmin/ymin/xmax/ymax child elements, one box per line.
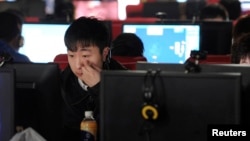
<box><xmin>3</xmin><ymin>62</ymin><xmax>63</xmax><ymax>140</ymax></box>
<box><xmin>0</xmin><ymin>68</ymin><xmax>15</xmax><ymax>141</ymax></box>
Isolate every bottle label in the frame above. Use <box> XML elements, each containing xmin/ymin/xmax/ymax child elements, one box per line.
<box><xmin>81</xmin><ymin>130</ymin><xmax>95</xmax><ymax>141</ymax></box>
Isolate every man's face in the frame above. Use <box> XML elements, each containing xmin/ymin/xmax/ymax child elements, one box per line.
<box><xmin>67</xmin><ymin>42</ymin><xmax>109</xmax><ymax>78</ymax></box>
<box><xmin>9</xmin><ymin>23</ymin><xmax>23</xmax><ymax>51</ymax></box>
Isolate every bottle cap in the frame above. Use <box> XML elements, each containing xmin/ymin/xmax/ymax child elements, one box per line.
<box><xmin>85</xmin><ymin>111</ymin><xmax>93</xmax><ymax>117</ymax></box>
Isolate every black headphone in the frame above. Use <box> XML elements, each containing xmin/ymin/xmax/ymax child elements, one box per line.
<box><xmin>103</xmin><ymin>46</ymin><xmax>111</xmax><ymax>70</ymax></box>
<box><xmin>141</xmin><ymin>70</ymin><xmax>159</xmax><ymax>121</ymax></box>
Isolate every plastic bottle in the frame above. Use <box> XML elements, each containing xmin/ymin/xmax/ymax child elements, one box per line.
<box><xmin>80</xmin><ymin>111</ymin><xmax>97</xmax><ymax>141</ymax></box>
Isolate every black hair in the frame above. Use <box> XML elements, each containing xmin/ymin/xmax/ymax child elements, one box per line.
<box><xmin>64</xmin><ymin>16</ymin><xmax>110</xmax><ymax>53</ymax></box>
<box><xmin>0</xmin><ymin>11</ymin><xmax>23</xmax><ymax>42</ymax></box>
<box><xmin>219</xmin><ymin>0</ymin><xmax>241</xmax><ymax>20</ymax></box>
<box><xmin>54</xmin><ymin>0</ymin><xmax>74</xmax><ymax>22</ymax></box>
<box><xmin>231</xmin><ymin>15</ymin><xmax>250</xmax><ymax>63</ymax></box>
<box><xmin>112</xmin><ymin>33</ymin><xmax>144</xmax><ymax>57</ymax></box>
<box><xmin>233</xmin><ymin>15</ymin><xmax>250</xmax><ymax>39</ymax></box>
<box><xmin>199</xmin><ymin>3</ymin><xmax>229</xmax><ymax>20</ymax></box>
<box><xmin>231</xmin><ymin>33</ymin><xmax>250</xmax><ymax>63</ymax></box>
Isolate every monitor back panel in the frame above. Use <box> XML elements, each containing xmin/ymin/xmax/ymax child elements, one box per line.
<box><xmin>199</xmin><ymin>21</ymin><xmax>233</xmax><ymax>55</ymax></box>
<box><xmin>100</xmin><ymin>71</ymin><xmax>242</xmax><ymax>141</ymax></box>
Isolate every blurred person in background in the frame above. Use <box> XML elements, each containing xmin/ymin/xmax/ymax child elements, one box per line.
<box><xmin>112</xmin><ymin>33</ymin><xmax>145</xmax><ymax>57</ymax></box>
<box><xmin>231</xmin><ymin>33</ymin><xmax>250</xmax><ymax>64</ymax></box>
<box><xmin>0</xmin><ymin>10</ymin><xmax>30</xmax><ymax>63</ymax></box>
<box><xmin>231</xmin><ymin>14</ymin><xmax>250</xmax><ymax>63</ymax></box>
<box><xmin>199</xmin><ymin>3</ymin><xmax>229</xmax><ymax>21</ymax></box>
<box><xmin>219</xmin><ymin>0</ymin><xmax>241</xmax><ymax>21</ymax></box>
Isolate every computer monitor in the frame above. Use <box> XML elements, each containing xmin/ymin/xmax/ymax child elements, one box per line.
<box><xmin>100</xmin><ymin>70</ymin><xmax>242</xmax><ymax>141</ymax></box>
<box><xmin>3</xmin><ymin>63</ymin><xmax>63</xmax><ymax>140</ymax></box>
<box><xmin>199</xmin><ymin>21</ymin><xmax>233</xmax><ymax>55</ymax></box>
<box><xmin>136</xmin><ymin>62</ymin><xmax>250</xmax><ymax>124</ymax></box>
<box><xmin>200</xmin><ymin>64</ymin><xmax>250</xmax><ymax>125</ymax></box>
<box><xmin>19</xmin><ymin>23</ymin><xmax>70</xmax><ymax>63</ymax></box>
<box><xmin>136</xmin><ymin>62</ymin><xmax>250</xmax><ymax>91</ymax></box>
<box><xmin>155</xmin><ymin>21</ymin><xmax>233</xmax><ymax>55</ymax></box>
<box><xmin>0</xmin><ymin>68</ymin><xmax>15</xmax><ymax>141</ymax></box>
<box><xmin>136</xmin><ymin>62</ymin><xmax>250</xmax><ymax>90</ymax></box>
<box><xmin>142</xmin><ymin>2</ymin><xmax>180</xmax><ymax>19</ymax></box>
<box><xmin>20</xmin><ymin>21</ymin><xmax>112</xmax><ymax>63</ymax></box>
<box><xmin>122</xmin><ymin>23</ymin><xmax>200</xmax><ymax>64</ymax></box>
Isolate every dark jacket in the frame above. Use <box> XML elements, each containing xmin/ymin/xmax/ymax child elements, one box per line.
<box><xmin>61</xmin><ymin>58</ymin><xmax>126</xmax><ymax>141</ymax></box>
<box><xmin>0</xmin><ymin>40</ymin><xmax>30</xmax><ymax>63</ymax></box>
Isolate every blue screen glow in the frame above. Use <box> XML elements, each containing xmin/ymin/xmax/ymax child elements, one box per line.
<box><xmin>123</xmin><ymin>24</ymin><xmax>200</xmax><ymax>64</ymax></box>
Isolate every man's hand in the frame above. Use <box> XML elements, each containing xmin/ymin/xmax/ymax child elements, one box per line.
<box><xmin>79</xmin><ymin>61</ymin><xmax>101</xmax><ymax>87</ymax></box>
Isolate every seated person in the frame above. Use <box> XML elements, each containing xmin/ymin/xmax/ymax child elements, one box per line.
<box><xmin>112</xmin><ymin>33</ymin><xmax>145</xmax><ymax>57</ymax></box>
<box><xmin>231</xmin><ymin>33</ymin><xmax>250</xmax><ymax>64</ymax></box>
<box><xmin>61</xmin><ymin>16</ymin><xmax>126</xmax><ymax>141</ymax></box>
<box><xmin>199</xmin><ymin>3</ymin><xmax>229</xmax><ymax>21</ymax></box>
<box><xmin>219</xmin><ymin>0</ymin><xmax>241</xmax><ymax>20</ymax></box>
<box><xmin>232</xmin><ymin>14</ymin><xmax>250</xmax><ymax>41</ymax></box>
<box><xmin>0</xmin><ymin>10</ymin><xmax>30</xmax><ymax>63</ymax></box>
<box><xmin>231</xmin><ymin>14</ymin><xmax>250</xmax><ymax>63</ymax></box>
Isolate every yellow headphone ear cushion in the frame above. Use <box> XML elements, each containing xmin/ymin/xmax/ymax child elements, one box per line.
<box><xmin>141</xmin><ymin>105</ymin><xmax>158</xmax><ymax>120</ymax></box>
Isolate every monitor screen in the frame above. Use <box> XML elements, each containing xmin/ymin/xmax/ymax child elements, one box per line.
<box><xmin>20</xmin><ymin>22</ymin><xmax>112</xmax><ymax>63</ymax></box>
<box><xmin>122</xmin><ymin>23</ymin><xmax>200</xmax><ymax>64</ymax></box>
<box><xmin>241</xmin><ymin>1</ymin><xmax>250</xmax><ymax>13</ymax></box>
<box><xmin>3</xmin><ymin>63</ymin><xmax>63</xmax><ymax>140</ymax></box>
<box><xmin>0</xmin><ymin>68</ymin><xmax>15</xmax><ymax>141</ymax></box>
<box><xmin>154</xmin><ymin>21</ymin><xmax>233</xmax><ymax>55</ymax></box>
<box><xmin>100</xmin><ymin>70</ymin><xmax>242</xmax><ymax>141</ymax></box>
<box><xmin>19</xmin><ymin>23</ymin><xmax>70</xmax><ymax>63</ymax></box>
